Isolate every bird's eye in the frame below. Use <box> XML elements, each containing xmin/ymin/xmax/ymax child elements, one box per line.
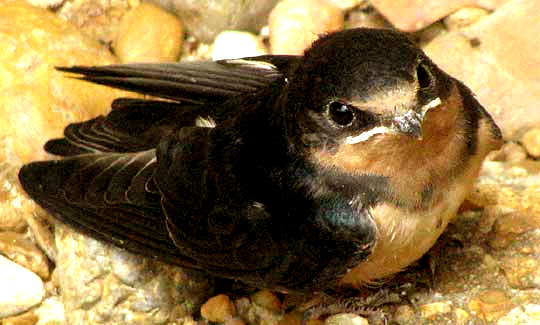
<box><xmin>328</xmin><ymin>101</ymin><xmax>354</xmax><ymax>126</ymax></box>
<box><xmin>416</xmin><ymin>62</ymin><xmax>433</xmax><ymax>89</ymax></box>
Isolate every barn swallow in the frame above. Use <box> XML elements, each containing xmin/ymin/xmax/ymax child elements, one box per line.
<box><xmin>18</xmin><ymin>28</ymin><xmax>502</xmax><ymax>293</ymax></box>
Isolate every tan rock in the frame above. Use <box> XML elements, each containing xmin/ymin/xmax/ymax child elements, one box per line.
<box><xmin>521</xmin><ymin>128</ymin><xmax>540</xmax><ymax>158</ymax></box>
<box><xmin>443</xmin><ymin>7</ymin><xmax>491</xmax><ymax>30</ymax></box>
<box><xmin>419</xmin><ymin>301</ymin><xmax>453</xmax><ymax>319</ymax></box>
<box><xmin>324</xmin><ymin>313</ymin><xmax>369</xmax><ymax>325</ymax></box>
<box><xmin>371</xmin><ymin>0</ymin><xmax>507</xmax><ymax>31</ymax></box>
<box><xmin>201</xmin><ymin>294</ymin><xmax>236</xmax><ymax>322</ymax></box>
<box><xmin>0</xmin><ymin>308</ymin><xmax>39</xmax><ymax>325</ymax></box>
<box><xmin>468</xmin><ymin>290</ymin><xmax>514</xmax><ymax>321</ymax></box>
<box><xmin>212</xmin><ymin>31</ymin><xmax>268</xmax><ymax>60</ymax></box>
<box><xmin>0</xmin><ymin>231</ymin><xmax>50</xmax><ymax>280</ymax></box>
<box><xmin>500</xmin><ymin>256</ymin><xmax>540</xmax><ymax>289</ymax></box>
<box><xmin>57</xmin><ymin>0</ymin><xmax>134</xmax><ymax>45</ymax></box>
<box><xmin>251</xmin><ymin>289</ymin><xmax>282</xmax><ymax>312</ymax></box>
<box><xmin>424</xmin><ymin>0</ymin><xmax>540</xmax><ymax>140</ymax></box>
<box><xmin>393</xmin><ymin>304</ymin><xmax>416</xmax><ymax>323</ymax></box>
<box><xmin>488</xmin><ymin>142</ymin><xmax>527</xmax><ymax>162</ymax></box>
<box><xmin>0</xmin><ymin>0</ymin><xmax>129</xmax><ymax>165</ymax></box>
<box><xmin>269</xmin><ymin>0</ymin><xmax>344</xmax><ymax>55</ymax></box>
<box><xmin>454</xmin><ymin>308</ymin><xmax>470</xmax><ymax>325</ymax></box>
<box><xmin>498</xmin><ymin>304</ymin><xmax>540</xmax><ymax>324</ymax></box>
<box><xmin>114</xmin><ymin>2</ymin><xmax>184</xmax><ymax>63</ymax></box>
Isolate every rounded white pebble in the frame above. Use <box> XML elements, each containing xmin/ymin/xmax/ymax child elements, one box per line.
<box><xmin>0</xmin><ymin>255</ymin><xmax>45</xmax><ymax>317</ymax></box>
<box><xmin>212</xmin><ymin>31</ymin><xmax>268</xmax><ymax>61</ymax></box>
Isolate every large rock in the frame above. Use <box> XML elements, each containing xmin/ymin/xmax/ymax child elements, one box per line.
<box><xmin>0</xmin><ymin>0</ymin><xmax>129</xmax><ymax>165</ymax></box>
<box><xmin>55</xmin><ymin>224</ymin><xmax>212</xmax><ymax>324</ymax></box>
<box><xmin>371</xmin><ymin>0</ymin><xmax>508</xmax><ymax>31</ymax></box>
<box><xmin>423</xmin><ymin>0</ymin><xmax>540</xmax><ymax>140</ymax></box>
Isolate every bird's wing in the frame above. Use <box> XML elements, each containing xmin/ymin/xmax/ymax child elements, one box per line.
<box><xmin>56</xmin><ymin>56</ymin><xmax>298</xmax><ymax>104</ymax></box>
<box><xmin>18</xmin><ymin>149</ymin><xmax>196</xmax><ymax>267</ymax></box>
<box><xmin>48</xmin><ymin>56</ymin><xmax>299</xmax><ymax>156</ymax></box>
<box><xmin>45</xmin><ymin>98</ymin><xmax>202</xmax><ymax>156</ymax></box>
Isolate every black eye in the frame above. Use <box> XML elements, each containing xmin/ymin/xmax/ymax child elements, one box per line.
<box><xmin>416</xmin><ymin>63</ymin><xmax>433</xmax><ymax>89</ymax></box>
<box><xmin>328</xmin><ymin>101</ymin><xmax>354</xmax><ymax>126</ymax></box>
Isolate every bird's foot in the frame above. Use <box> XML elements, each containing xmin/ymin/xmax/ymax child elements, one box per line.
<box><xmin>302</xmin><ymin>289</ymin><xmax>402</xmax><ymax>324</ymax></box>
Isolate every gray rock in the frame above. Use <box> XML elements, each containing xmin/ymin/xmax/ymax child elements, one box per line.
<box><xmin>423</xmin><ymin>0</ymin><xmax>540</xmax><ymax>140</ymax></box>
<box><xmin>0</xmin><ymin>255</ymin><xmax>45</xmax><ymax>318</ymax></box>
<box><xmin>55</xmin><ymin>223</ymin><xmax>213</xmax><ymax>324</ymax></box>
<box><xmin>145</xmin><ymin>0</ymin><xmax>278</xmax><ymax>42</ymax></box>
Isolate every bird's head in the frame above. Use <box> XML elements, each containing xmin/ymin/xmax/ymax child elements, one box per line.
<box><xmin>281</xmin><ymin>28</ymin><xmax>502</xmax><ymax>206</ymax></box>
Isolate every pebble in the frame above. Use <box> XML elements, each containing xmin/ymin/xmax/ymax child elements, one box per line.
<box><xmin>345</xmin><ymin>4</ymin><xmax>390</xmax><ymax>30</ymax></box>
<box><xmin>212</xmin><ymin>31</ymin><xmax>268</xmax><ymax>60</ymax></box>
<box><xmin>328</xmin><ymin>0</ymin><xmax>366</xmax><ymax>10</ymax></box>
<box><xmin>114</xmin><ymin>2</ymin><xmax>184</xmax><ymax>63</ymax></box>
<box><xmin>324</xmin><ymin>313</ymin><xmax>369</xmax><ymax>325</ymax></box>
<box><xmin>200</xmin><ymin>294</ymin><xmax>236</xmax><ymax>322</ymax></box>
<box><xmin>498</xmin><ymin>304</ymin><xmax>540</xmax><ymax>324</ymax></box>
<box><xmin>269</xmin><ymin>0</ymin><xmax>344</xmax><ymax>55</ymax></box>
<box><xmin>419</xmin><ymin>301</ymin><xmax>453</xmax><ymax>319</ymax></box>
<box><xmin>393</xmin><ymin>304</ymin><xmax>416</xmax><ymax>323</ymax></box>
<box><xmin>521</xmin><ymin>128</ymin><xmax>540</xmax><ymax>158</ymax></box>
<box><xmin>0</xmin><ymin>309</ymin><xmax>39</xmax><ymax>325</ymax></box>
<box><xmin>57</xmin><ymin>0</ymin><xmax>133</xmax><ymax>45</ymax></box>
<box><xmin>0</xmin><ymin>231</ymin><xmax>50</xmax><ymax>280</ymax></box>
<box><xmin>250</xmin><ymin>289</ymin><xmax>282</xmax><ymax>312</ymax></box>
<box><xmin>0</xmin><ymin>162</ymin><xmax>30</xmax><ymax>232</ymax></box>
<box><xmin>443</xmin><ymin>6</ymin><xmax>491</xmax><ymax>30</ymax></box>
<box><xmin>147</xmin><ymin>0</ymin><xmax>277</xmax><ymax>43</ymax></box>
<box><xmin>423</xmin><ymin>0</ymin><xmax>540</xmax><ymax>140</ymax></box>
<box><xmin>454</xmin><ymin>308</ymin><xmax>470</xmax><ymax>325</ymax></box>
<box><xmin>501</xmin><ymin>256</ymin><xmax>540</xmax><ymax>289</ymax></box>
<box><xmin>24</xmin><ymin>0</ymin><xmax>64</xmax><ymax>8</ymax></box>
<box><xmin>468</xmin><ymin>290</ymin><xmax>514</xmax><ymax>322</ymax></box>
<box><xmin>0</xmin><ymin>255</ymin><xmax>45</xmax><ymax>318</ymax></box>
<box><xmin>488</xmin><ymin>142</ymin><xmax>527</xmax><ymax>162</ymax></box>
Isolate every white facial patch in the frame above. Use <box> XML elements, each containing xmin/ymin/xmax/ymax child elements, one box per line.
<box><xmin>344</xmin><ymin>126</ymin><xmax>393</xmax><ymax>144</ymax></box>
<box><xmin>421</xmin><ymin>97</ymin><xmax>441</xmax><ymax>115</ymax></box>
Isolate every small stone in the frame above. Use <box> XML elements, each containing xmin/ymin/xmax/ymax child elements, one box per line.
<box><xmin>419</xmin><ymin>301</ymin><xmax>453</xmax><ymax>319</ymax></box>
<box><xmin>501</xmin><ymin>256</ymin><xmax>540</xmax><ymax>289</ymax></box>
<box><xmin>0</xmin><ymin>255</ymin><xmax>45</xmax><ymax>318</ymax></box>
<box><xmin>497</xmin><ymin>304</ymin><xmax>540</xmax><ymax>325</ymax></box>
<box><xmin>201</xmin><ymin>294</ymin><xmax>236</xmax><ymax>322</ymax></box>
<box><xmin>521</xmin><ymin>128</ymin><xmax>540</xmax><ymax>158</ymax></box>
<box><xmin>147</xmin><ymin>0</ymin><xmax>278</xmax><ymax>43</ymax></box>
<box><xmin>212</xmin><ymin>31</ymin><xmax>268</xmax><ymax>60</ymax></box>
<box><xmin>328</xmin><ymin>0</ymin><xmax>366</xmax><ymax>10</ymax></box>
<box><xmin>269</xmin><ymin>0</ymin><xmax>344</xmax><ymax>55</ymax></box>
<box><xmin>0</xmin><ymin>231</ymin><xmax>50</xmax><ymax>280</ymax></box>
<box><xmin>468</xmin><ymin>290</ymin><xmax>514</xmax><ymax>321</ymax></box>
<box><xmin>224</xmin><ymin>317</ymin><xmax>247</xmax><ymax>325</ymax></box>
<box><xmin>454</xmin><ymin>308</ymin><xmax>470</xmax><ymax>325</ymax></box>
<box><xmin>0</xmin><ymin>309</ymin><xmax>39</xmax><ymax>325</ymax></box>
<box><xmin>487</xmin><ymin>142</ymin><xmax>527</xmax><ymax>162</ymax></box>
<box><xmin>443</xmin><ymin>7</ymin><xmax>491</xmax><ymax>30</ymax></box>
<box><xmin>115</xmin><ymin>2</ymin><xmax>184</xmax><ymax>63</ymax></box>
<box><xmin>34</xmin><ymin>296</ymin><xmax>66</xmax><ymax>325</ymax></box>
<box><xmin>324</xmin><ymin>313</ymin><xmax>369</xmax><ymax>325</ymax></box>
<box><xmin>393</xmin><ymin>304</ymin><xmax>416</xmax><ymax>324</ymax></box>
<box><xmin>345</xmin><ymin>4</ymin><xmax>390</xmax><ymax>30</ymax></box>
<box><xmin>251</xmin><ymin>289</ymin><xmax>282</xmax><ymax>312</ymax></box>
<box><xmin>24</xmin><ymin>0</ymin><xmax>64</xmax><ymax>8</ymax></box>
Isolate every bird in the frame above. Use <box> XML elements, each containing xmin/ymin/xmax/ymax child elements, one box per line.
<box><xmin>18</xmin><ymin>28</ymin><xmax>502</xmax><ymax>293</ymax></box>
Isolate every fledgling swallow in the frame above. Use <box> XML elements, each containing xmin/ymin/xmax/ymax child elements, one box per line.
<box><xmin>18</xmin><ymin>28</ymin><xmax>502</xmax><ymax>293</ymax></box>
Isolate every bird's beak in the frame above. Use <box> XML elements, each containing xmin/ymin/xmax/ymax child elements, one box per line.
<box><xmin>391</xmin><ymin>97</ymin><xmax>441</xmax><ymax>139</ymax></box>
